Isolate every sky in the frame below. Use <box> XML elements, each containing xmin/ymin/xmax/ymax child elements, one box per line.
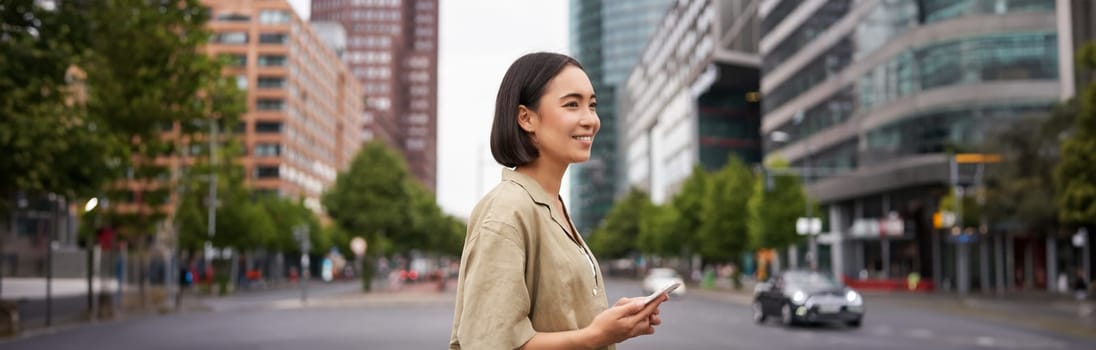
<box><xmin>288</xmin><ymin>0</ymin><xmax>572</xmax><ymax>219</ymax></box>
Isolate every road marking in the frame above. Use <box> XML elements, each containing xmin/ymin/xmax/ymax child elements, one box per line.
<box><xmin>905</xmin><ymin>328</ymin><xmax>933</xmax><ymax>338</ymax></box>
<box><xmin>870</xmin><ymin>325</ymin><xmax>893</xmax><ymax>336</ymax></box>
<box><xmin>975</xmin><ymin>336</ymin><xmax>994</xmax><ymax>347</ymax></box>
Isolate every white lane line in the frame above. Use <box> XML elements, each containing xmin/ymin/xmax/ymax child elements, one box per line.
<box><xmin>905</xmin><ymin>328</ymin><xmax>933</xmax><ymax>338</ymax></box>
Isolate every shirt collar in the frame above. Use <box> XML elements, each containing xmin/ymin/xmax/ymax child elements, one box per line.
<box><xmin>501</xmin><ymin>168</ymin><xmax>554</xmax><ymax>206</ymax></box>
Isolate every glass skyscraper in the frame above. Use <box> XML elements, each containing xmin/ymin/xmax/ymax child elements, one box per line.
<box><xmin>760</xmin><ymin>0</ymin><xmax>1060</xmax><ymax>293</ymax></box>
<box><xmin>568</xmin><ymin>0</ymin><xmax>674</xmax><ymax>235</ymax></box>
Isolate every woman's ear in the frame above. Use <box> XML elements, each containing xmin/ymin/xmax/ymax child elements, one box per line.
<box><xmin>517</xmin><ymin>105</ymin><xmax>536</xmax><ymax>133</ymax></box>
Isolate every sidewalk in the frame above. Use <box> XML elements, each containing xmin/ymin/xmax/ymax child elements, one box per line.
<box><xmin>864</xmin><ymin>290</ymin><xmax>1096</xmax><ymax>341</ymax></box>
<box><xmin>270</xmin><ymin>278</ymin><xmax>458</xmax><ymax>310</ymax></box>
<box><xmin>690</xmin><ymin>276</ymin><xmax>1096</xmax><ymax>341</ymax></box>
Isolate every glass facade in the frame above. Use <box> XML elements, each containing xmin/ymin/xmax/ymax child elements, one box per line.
<box><xmin>766</xmin><ymin>31</ymin><xmax>1058</xmax><ymax>148</ymax></box>
<box><xmin>760</xmin><ymin>0</ymin><xmax>800</xmax><ymax>35</ymax></box>
<box><xmin>698</xmin><ymin>83</ymin><xmax>762</xmax><ymax>169</ymax></box>
<box><xmin>763</xmin><ymin>0</ymin><xmax>1055</xmax><ymax>114</ymax></box>
<box><xmin>862</xmin><ymin>102</ymin><xmax>1053</xmax><ymax>163</ymax></box>
<box><xmin>762</xmin><ymin>0</ymin><xmax>852</xmax><ymax>74</ymax></box>
<box><xmin>569</xmin><ymin>0</ymin><xmax>673</xmax><ymax>235</ymax></box>
<box><xmin>759</xmin><ymin>0</ymin><xmax>1062</xmax><ymax>287</ymax></box>
<box><xmin>920</xmin><ymin>0</ymin><xmax>1055</xmax><ymax>23</ymax></box>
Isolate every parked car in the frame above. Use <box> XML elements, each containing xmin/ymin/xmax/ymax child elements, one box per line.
<box><xmin>642</xmin><ymin>267</ymin><xmax>687</xmax><ymax>297</ymax></box>
<box><xmin>752</xmin><ymin>270</ymin><xmax>864</xmax><ymax>327</ymax></box>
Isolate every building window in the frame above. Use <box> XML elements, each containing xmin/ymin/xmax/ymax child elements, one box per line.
<box><xmin>371</xmin><ymin>97</ymin><xmax>391</xmax><ymax>110</ymax></box>
<box><xmin>254</xmin><ymin>143</ymin><xmax>281</xmax><ymax>156</ymax></box>
<box><xmin>235</xmin><ymin>75</ymin><xmax>248</xmax><ymax>90</ymax></box>
<box><xmin>220</xmin><ymin>54</ymin><xmax>247</xmax><ymax>67</ymax></box>
<box><xmin>215</xmin><ymin>32</ymin><xmax>248</xmax><ymax>44</ymax></box>
<box><xmin>253</xmin><ymin>166</ymin><xmax>280</xmax><ymax>179</ymax></box>
<box><xmin>406</xmin><ymin>138</ymin><xmax>425</xmax><ymax>150</ymax></box>
<box><xmin>257</xmin><ymin>99</ymin><xmax>285</xmax><ymax>111</ymax></box>
<box><xmin>259</xmin><ymin>10</ymin><xmax>291</xmax><ymax>24</ymax></box>
<box><xmin>255</xmin><ymin>121</ymin><xmax>283</xmax><ymax>133</ymax></box>
<box><xmin>259</xmin><ymin>33</ymin><xmax>289</xmax><ymax>44</ymax></box>
<box><xmin>215</xmin><ymin>13</ymin><xmax>250</xmax><ymax>22</ymax></box>
<box><xmin>408</xmin><ymin>113</ymin><xmax>428</xmax><ymax>125</ymax></box>
<box><xmin>257</xmin><ymin>76</ymin><xmax>286</xmax><ymax>88</ymax></box>
<box><xmin>258</xmin><ymin>55</ymin><xmax>287</xmax><ymax>66</ymax></box>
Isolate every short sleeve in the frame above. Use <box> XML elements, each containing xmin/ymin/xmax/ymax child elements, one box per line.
<box><xmin>454</xmin><ymin>221</ymin><xmax>536</xmax><ymax>349</ymax></box>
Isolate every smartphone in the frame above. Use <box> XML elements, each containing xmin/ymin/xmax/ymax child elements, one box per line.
<box><xmin>642</xmin><ymin>281</ymin><xmax>682</xmax><ymax>305</ymax></box>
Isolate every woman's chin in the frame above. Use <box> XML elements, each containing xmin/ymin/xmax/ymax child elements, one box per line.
<box><xmin>571</xmin><ymin>155</ymin><xmax>592</xmax><ymax>164</ymax></box>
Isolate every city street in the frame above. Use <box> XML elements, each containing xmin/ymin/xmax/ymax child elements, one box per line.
<box><xmin>1</xmin><ymin>279</ymin><xmax>1092</xmax><ymax>350</ymax></box>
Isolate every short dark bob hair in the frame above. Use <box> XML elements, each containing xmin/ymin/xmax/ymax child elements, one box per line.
<box><xmin>491</xmin><ymin>52</ymin><xmax>584</xmax><ymax>167</ymax></box>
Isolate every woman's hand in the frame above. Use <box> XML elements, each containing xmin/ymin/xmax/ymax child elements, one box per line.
<box><xmin>583</xmin><ymin>295</ymin><xmax>668</xmax><ymax>346</ymax></box>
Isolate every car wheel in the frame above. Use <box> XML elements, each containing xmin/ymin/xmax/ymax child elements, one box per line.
<box><xmin>752</xmin><ymin>301</ymin><xmax>767</xmax><ymax>323</ymax></box>
<box><xmin>847</xmin><ymin>318</ymin><xmax>862</xmax><ymax>328</ymax></box>
<box><xmin>781</xmin><ymin>303</ymin><xmax>797</xmax><ymax>327</ymax></box>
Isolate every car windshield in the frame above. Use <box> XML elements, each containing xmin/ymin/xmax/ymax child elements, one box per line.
<box><xmin>783</xmin><ymin>271</ymin><xmax>840</xmax><ymax>290</ymax></box>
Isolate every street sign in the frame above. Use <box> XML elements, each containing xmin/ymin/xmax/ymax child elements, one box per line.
<box><xmin>955</xmin><ymin>153</ymin><xmax>1002</xmax><ymax>164</ymax></box>
<box><xmin>933</xmin><ymin>211</ymin><xmax>956</xmax><ymax>229</ymax></box>
<box><xmin>350</xmin><ymin>236</ymin><xmax>367</xmax><ymax>256</ymax></box>
<box><xmin>796</xmin><ymin>217</ymin><xmax>822</xmax><ymax>235</ymax></box>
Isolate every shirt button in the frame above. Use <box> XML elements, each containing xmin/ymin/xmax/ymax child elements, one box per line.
<box><xmin>592</xmin><ymin>288</ymin><xmax>598</xmax><ymax>296</ymax></box>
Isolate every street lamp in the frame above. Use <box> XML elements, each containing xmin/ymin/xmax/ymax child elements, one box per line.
<box><xmin>84</xmin><ymin>198</ymin><xmax>99</xmax><ymax>213</ymax></box>
<box><xmin>770</xmin><ymin>112</ymin><xmax>820</xmax><ymax>270</ymax></box>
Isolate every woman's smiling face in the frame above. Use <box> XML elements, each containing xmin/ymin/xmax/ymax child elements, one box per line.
<box><xmin>518</xmin><ymin>64</ymin><xmax>600</xmax><ymax>165</ymax></box>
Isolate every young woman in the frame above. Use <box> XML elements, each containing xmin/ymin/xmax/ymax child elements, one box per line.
<box><xmin>449</xmin><ymin>52</ymin><xmax>667</xmax><ymax>350</ymax></box>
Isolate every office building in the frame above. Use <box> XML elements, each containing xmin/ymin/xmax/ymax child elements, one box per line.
<box><xmin>621</xmin><ymin>0</ymin><xmax>762</xmax><ymax>204</ymax></box>
<box><xmin>759</xmin><ymin>0</ymin><xmax>1061</xmax><ymax>292</ymax></box>
<box><xmin>202</xmin><ymin>0</ymin><xmax>364</xmax><ymax>212</ymax></box>
<box><xmin>312</xmin><ymin>0</ymin><xmax>439</xmax><ymax>191</ymax></box>
<box><xmin>568</xmin><ymin>0</ymin><xmax>674</xmax><ymax>234</ymax></box>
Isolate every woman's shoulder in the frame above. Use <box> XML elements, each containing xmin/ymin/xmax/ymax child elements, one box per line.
<box><xmin>468</xmin><ymin>181</ymin><xmax>541</xmax><ymax>227</ymax></box>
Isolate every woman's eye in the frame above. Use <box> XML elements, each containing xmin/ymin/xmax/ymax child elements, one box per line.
<box><xmin>564</xmin><ymin>101</ymin><xmax>579</xmax><ymax>108</ymax></box>
<box><xmin>589</xmin><ymin>102</ymin><xmax>598</xmax><ymax>108</ymax></box>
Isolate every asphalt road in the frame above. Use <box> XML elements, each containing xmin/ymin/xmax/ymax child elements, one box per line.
<box><xmin>1</xmin><ymin>279</ymin><xmax>1093</xmax><ymax>349</ymax></box>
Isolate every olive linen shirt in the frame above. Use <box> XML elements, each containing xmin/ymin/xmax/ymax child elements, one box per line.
<box><xmin>449</xmin><ymin>169</ymin><xmax>611</xmax><ymax>350</ymax></box>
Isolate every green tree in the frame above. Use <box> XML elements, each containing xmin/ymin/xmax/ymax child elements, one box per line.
<box><xmin>406</xmin><ymin>179</ymin><xmax>450</xmax><ymax>254</ymax></box>
<box><xmin>323</xmin><ymin>141</ymin><xmax>414</xmax><ymax>289</ymax></box>
<box><xmin>1</xmin><ymin>0</ymin><xmax>123</xmax><ymax>207</ymax></box>
<box><xmin>258</xmin><ymin>195</ymin><xmax>321</xmax><ymax>254</ymax></box>
<box><xmin>748</xmin><ymin>159</ymin><xmax>808</xmax><ymax>250</ymax></box>
<box><xmin>637</xmin><ymin>203</ymin><xmax>679</xmax><ymax>257</ymax></box>
<box><xmin>668</xmin><ymin>166</ymin><xmax>710</xmax><ymax>259</ymax></box>
<box><xmin>1056</xmin><ymin>43</ymin><xmax>1096</xmax><ymax>228</ymax></box>
<box><xmin>972</xmin><ymin>106</ymin><xmax>1072</xmax><ymax>235</ymax></box>
<box><xmin>698</xmin><ymin>157</ymin><xmax>753</xmax><ymax>264</ymax></box>
<box><xmin>436</xmin><ymin>215</ymin><xmax>468</xmax><ymax>257</ymax></box>
<box><xmin>588</xmin><ymin>187</ymin><xmax>652</xmax><ymax>259</ymax></box>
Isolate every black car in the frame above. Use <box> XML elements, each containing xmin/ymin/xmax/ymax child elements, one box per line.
<box><xmin>752</xmin><ymin>270</ymin><xmax>864</xmax><ymax>327</ymax></box>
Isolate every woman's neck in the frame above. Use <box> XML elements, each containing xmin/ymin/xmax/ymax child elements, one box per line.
<box><xmin>515</xmin><ymin>158</ymin><xmax>567</xmax><ymax>199</ymax></box>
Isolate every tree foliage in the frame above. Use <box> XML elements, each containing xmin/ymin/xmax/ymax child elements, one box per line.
<box><xmin>698</xmin><ymin>157</ymin><xmax>753</xmax><ymax>262</ymax></box>
<box><xmin>978</xmin><ymin>107</ymin><xmax>1072</xmax><ymax>232</ymax></box>
<box><xmin>1055</xmin><ymin>43</ymin><xmax>1096</xmax><ymax>228</ymax></box>
<box><xmin>666</xmin><ymin>166</ymin><xmax>709</xmax><ymax>256</ymax></box>
<box><xmin>323</xmin><ymin>141</ymin><xmax>456</xmax><ymax>256</ymax></box>
<box><xmin>748</xmin><ymin>159</ymin><xmax>807</xmax><ymax>250</ymax></box>
<box><xmin>637</xmin><ymin>203</ymin><xmax>679</xmax><ymax>257</ymax></box>
<box><xmin>0</xmin><ymin>0</ymin><xmax>122</xmax><ymax>204</ymax></box>
<box><xmin>589</xmin><ymin>187</ymin><xmax>652</xmax><ymax>259</ymax></box>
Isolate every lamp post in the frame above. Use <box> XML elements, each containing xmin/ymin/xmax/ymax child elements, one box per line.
<box><xmin>84</xmin><ymin>198</ymin><xmax>99</xmax><ymax>320</ymax></box>
<box><xmin>769</xmin><ymin>110</ymin><xmax>819</xmax><ymax>270</ymax></box>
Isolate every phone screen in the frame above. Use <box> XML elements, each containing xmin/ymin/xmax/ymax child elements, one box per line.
<box><xmin>643</xmin><ymin>281</ymin><xmax>681</xmax><ymax>305</ymax></box>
